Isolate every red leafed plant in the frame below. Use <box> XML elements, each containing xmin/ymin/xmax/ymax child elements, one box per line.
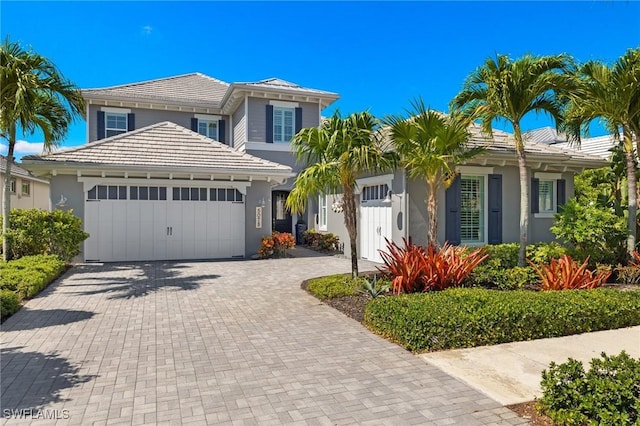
<box><xmin>258</xmin><ymin>232</ymin><xmax>295</xmax><ymax>258</ymax></box>
<box><xmin>628</xmin><ymin>250</ymin><xmax>640</xmax><ymax>268</ymax></box>
<box><xmin>378</xmin><ymin>238</ymin><xmax>487</xmax><ymax>294</ymax></box>
<box><xmin>529</xmin><ymin>254</ymin><xmax>610</xmax><ymax>291</ymax></box>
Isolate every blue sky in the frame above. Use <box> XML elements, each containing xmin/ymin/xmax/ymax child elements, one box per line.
<box><xmin>2</xmin><ymin>1</ymin><xmax>639</xmax><ymax>159</ymax></box>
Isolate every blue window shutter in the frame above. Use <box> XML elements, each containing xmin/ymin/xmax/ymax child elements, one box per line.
<box><xmin>97</xmin><ymin>111</ymin><xmax>105</xmax><ymax>140</ymax></box>
<box><xmin>557</xmin><ymin>179</ymin><xmax>566</xmax><ymax>211</ymax></box>
<box><xmin>295</xmin><ymin>107</ymin><xmax>303</xmax><ymax>134</ymax></box>
<box><xmin>127</xmin><ymin>113</ymin><xmax>135</xmax><ymax>131</ymax></box>
<box><xmin>531</xmin><ymin>178</ymin><xmax>540</xmax><ymax>214</ymax></box>
<box><xmin>266</xmin><ymin>105</ymin><xmax>274</xmax><ymax>143</ymax></box>
<box><xmin>191</xmin><ymin>118</ymin><xmax>198</xmax><ymax>132</ymax></box>
<box><xmin>218</xmin><ymin>119</ymin><xmax>226</xmax><ymax>144</ymax></box>
<box><xmin>488</xmin><ymin>174</ymin><xmax>503</xmax><ymax>245</ymax></box>
<box><xmin>445</xmin><ymin>175</ymin><xmax>461</xmax><ymax>245</ymax></box>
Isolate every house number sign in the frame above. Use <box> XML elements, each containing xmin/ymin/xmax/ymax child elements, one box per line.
<box><xmin>256</xmin><ymin>206</ymin><xmax>263</xmax><ymax>229</ymax></box>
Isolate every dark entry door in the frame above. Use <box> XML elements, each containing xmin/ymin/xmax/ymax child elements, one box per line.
<box><xmin>272</xmin><ymin>191</ymin><xmax>292</xmax><ymax>233</ymax></box>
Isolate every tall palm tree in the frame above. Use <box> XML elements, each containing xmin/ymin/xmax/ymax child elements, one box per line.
<box><xmin>385</xmin><ymin>99</ymin><xmax>484</xmax><ymax>246</ymax></box>
<box><xmin>452</xmin><ymin>54</ymin><xmax>573</xmax><ymax>266</ymax></box>
<box><xmin>286</xmin><ymin>111</ymin><xmax>398</xmax><ymax>277</ymax></box>
<box><xmin>0</xmin><ymin>38</ymin><xmax>84</xmax><ymax>260</ymax></box>
<box><xmin>562</xmin><ymin>48</ymin><xmax>640</xmax><ymax>257</ymax></box>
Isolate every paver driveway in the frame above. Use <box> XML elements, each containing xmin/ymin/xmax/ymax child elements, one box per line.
<box><xmin>1</xmin><ymin>257</ymin><xmax>526</xmax><ymax>425</ymax></box>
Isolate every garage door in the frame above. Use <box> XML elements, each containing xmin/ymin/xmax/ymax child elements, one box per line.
<box><xmin>359</xmin><ymin>184</ymin><xmax>392</xmax><ymax>264</ymax></box>
<box><xmin>84</xmin><ymin>184</ymin><xmax>245</xmax><ymax>262</ymax></box>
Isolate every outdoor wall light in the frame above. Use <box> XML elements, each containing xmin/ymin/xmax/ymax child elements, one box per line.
<box><xmin>257</xmin><ymin>197</ymin><xmax>266</xmax><ymax>207</ymax></box>
<box><xmin>383</xmin><ymin>190</ymin><xmax>401</xmax><ymax>204</ymax></box>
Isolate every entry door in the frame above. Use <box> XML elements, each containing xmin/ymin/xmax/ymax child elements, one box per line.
<box><xmin>360</xmin><ymin>203</ymin><xmax>392</xmax><ymax>263</ymax></box>
<box><xmin>272</xmin><ymin>191</ymin><xmax>292</xmax><ymax>233</ymax></box>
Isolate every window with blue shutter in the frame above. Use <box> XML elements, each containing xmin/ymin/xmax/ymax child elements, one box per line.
<box><xmin>557</xmin><ymin>179</ymin><xmax>566</xmax><ymax>211</ymax></box>
<box><xmin>488</xmin><ymin>174</ymin><xmax>502</xmax><ymax>245</ymax></box>
<box><xmin>445</xmin><ymin>176</ymin><xmax>461</xmax><ymax>245</ymax></box>
<box><xmin>531</xmin><ymin>178</ymin><xmax>540</xmax><ymax>214</ymax></box>
<box><xmin>97</xmin><ymin>111</ymin><xmax>105</xmax><ymax>140</ymax></box>
<box><xmin>266</xmin><ymin>105</ymin><xmax>274</xmax><ymax>143</ymax></box>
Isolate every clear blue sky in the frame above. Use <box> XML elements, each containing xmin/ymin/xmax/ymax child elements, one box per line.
<box><xmin>2</xmin><ymin>1</ymin><xmax>639</xmax><ymax>159</ymax></box>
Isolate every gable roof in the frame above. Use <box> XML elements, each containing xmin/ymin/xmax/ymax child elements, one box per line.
<box><xmin>1</xmin><ymin>156</ymin><xmax>49</xmax><ymax>184</ymax></box>
<box><xmin>82</xmin><ymin>73</ymin><xmax>230</xmax><ymax>108</ymax></box>
<box><xmin>22</xmin><ymin>122</ymin><xmax>293</xmax><ymax>177</ymax></box>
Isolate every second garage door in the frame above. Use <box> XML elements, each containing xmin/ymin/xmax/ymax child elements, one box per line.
<box><xmin>84</xmin><ymin>184</ymin><xmax>245</xmax><ymax>262</ymax></box>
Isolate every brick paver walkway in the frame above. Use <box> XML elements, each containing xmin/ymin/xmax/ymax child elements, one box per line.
<box><xmin>1</xmin><ymin>257</ymin><xmax>526</xmax><ymax>425</ymax></box>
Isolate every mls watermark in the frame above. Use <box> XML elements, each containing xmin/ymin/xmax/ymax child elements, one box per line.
<box><xmin>3</xmin><ymin>408</ymin><xmax>70</xmax><ymax>420</ymax></box>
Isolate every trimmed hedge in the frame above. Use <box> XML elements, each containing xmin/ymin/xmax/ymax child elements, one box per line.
<box><xmin>0</xmin><ymin>255</ymin><xmax>66</xmax><ymax>301</ymax></box>
<box><xmin>364</xmin><ymin>288</ymin><xmax>640</xmax><ymax>352</ymax></box>
<box><xmin>0</xmin><ymin>290</ymin><xmax>20</xmax><ymax>319</ymax></box>
<box><xmin>306</xmin><ymin>274</ymin><xmax>364</xmax><ymax>300</ymax></box>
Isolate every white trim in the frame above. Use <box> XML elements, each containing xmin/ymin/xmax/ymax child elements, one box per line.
<box><xmin>229</xmin><ymin>114</ymin><xmax>234</xmax><ymax>148</ymax></box>
<box><xmin>457</xmin><ymin>166</ymin><xmax>494</xmax><ymax>175</ymax></box>
<box><xmin>100</xmin><ymin>106</ymin><xmax>131</xmax><ymax>114</ymax></box>
<box><xmin>195</xmin><ymin>114</ymin><xmax>221</xmax><ymax>121</ymax></box>
<box><xmin>269</xmin><ymin>100</ymin><xmax>299</xmax><ymax>108</ymax></box>
<box><xmin>78</xmin><ymin>177</ymin><xmax>250</xmax><ymax>194</ymax></box>
<box><xmin>318</xmin><ymin>195</ymin><xmax>328</xmax><ymax>231</ymax></box>
<box><xmin>244</xmin><ymin>95</ymin><xmax>248</xmax><ymax>145</ymax></box>
<box><xmin>534</xmin><ymin>172</ymin><xmax>562</xmax><ymax>180</ymax></box>
<box><xmin>355</xmin><ymin>174</ymin><xmax>394</xmax><ymax>194</ymax></box>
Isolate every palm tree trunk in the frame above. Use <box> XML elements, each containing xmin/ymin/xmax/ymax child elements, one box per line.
<box><xmin>514</xmin><ymin>124</ymin><xmax>528</xmax><ymax>267</ymax></box>
<box><xmin>427</xmin><ymin>179</ymin><xmax>438</xmax><ymax>247</ymax></box>
<box><xmin>3</xmin><ymin>127</ymin><xmax>16</xmax><ymax>261</ymax></box>
<box><xmin>342</xmin><ymin>185</ymin><xmax>359</xmax><ymax>278</ymax></box>
<box><xmin>623</xmin><ymin>136</ymin><xmax>637</xmax><ymax>257</ymax></box>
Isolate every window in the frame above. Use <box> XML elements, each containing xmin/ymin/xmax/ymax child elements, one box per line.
<box><xmin>172</xmin><ymin>187</ymin><xmax>243</xmax><ymax>202</ymax></box>
<box><xmin>198</xmin><ymin>119</ymin><xmax>218</xmax><ymax>140</ymax></box>
<box><xmin>9</xmin><ymin>178</ymin><xmax>16</xmax><ymax>193</ymax></box>
<box><xmin>273</xmin><ymin>107</ymin><xmax>295</xmax><ymax>143</ymax></box>
<box><xmin>460</xmin><ymin>176</ymin><xmax>485</xmax><ymax>244</ymax></box>
<box><xmin>361</xmin><ymin>184</ymin><xmax>389</xmax><ymax>202</ymax></box>
<box><xmin>105</xmin><ymin>112</ymin><xmax>127</xmax><ymax>137</ymax></box>
<box><xmin>21</xmin><ymin>182</ymin><xmax>30</xmax><ymax>196</ymax></box>
<box><xmin>130</xmin><ymin>186</ymin><xmax>167</xmax><ymax>201</ymax></box>
<box><xmin>538</xmin><ymin>180</ymin><xmax>555</xmax><ymax>213</ymax></box>
<box><xmin>319</xmin><ymin>195</ymin><xmax>328</xmax><ymax>231</ymax></box>
<box><xmin>87</xmin><ymin>185</ymin><xmax>127</xmax><ymax>200</ymax></box>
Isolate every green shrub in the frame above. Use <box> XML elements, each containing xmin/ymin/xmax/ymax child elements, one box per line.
<box><xmin>2</xmin><ymin>209</ymin><xmax>89</xmax><ymax>261</ymax></box>
<box><xmin>0</xmin><ymin>255</ymin><xmax>66</xmax><ymax>300</ymax></box>
<box><xmin>364</xmin><ymin>288</ymin><xmax>640</xmax><ymax>352</ymax></box>
<box><xmin>303</xmin><ymin>230</ymin><xmax>340</xmax><ymax>251</ymax></box>
<box><xmin>306</xmin><ymin>274</ymin><xmax>363</xmax><ymax>300</ymax></box>
<box><xmin>0</xmin><ymin>289</ymin><xmax>20</xmax><ymax>319</ymax></box>
<box><xmin>538</xmin><ymin>351</ymin><xmax>640</xmax><ymax>425</ymax></box>
<box><xmin>551</xmin><ymin>199</ymin><xmax>627</xmax><ymax>265</ymax></box>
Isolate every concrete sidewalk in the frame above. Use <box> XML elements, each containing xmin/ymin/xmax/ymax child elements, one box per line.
<box><xmin>420</xmin><ymin>326</ymin><xmax>640</xmax><ymax>405</ymax></box>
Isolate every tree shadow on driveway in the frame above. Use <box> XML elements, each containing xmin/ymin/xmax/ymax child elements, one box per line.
<box><xmin>63</xmin><ymin>261</ymin><xmax>220</xmax><ymax>299</ymax></box>
<box><xmin>0</xmin><ymin>346</ymin><xmax>96</xmax><ymax>413</ymax></box>
<box><xmin>1</xmin><ymin>309</ymin><xmax>95</xmax><ymax>332</ymax></box>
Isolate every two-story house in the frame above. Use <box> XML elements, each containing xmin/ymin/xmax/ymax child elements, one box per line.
<box><xmin>1</xmin><ymin>156</ymin><xmax>50</xmax><ymax>211</ymax></box>
<box><xmin>22</xmin><ymin>73</ymin><xmax>339</xmax><ymax>262</ymax></box>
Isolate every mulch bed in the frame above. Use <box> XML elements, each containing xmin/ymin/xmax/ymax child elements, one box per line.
<box><xmin>507</xmin><ymin>401</ymin><xmax>554</xmax><ymax>426</ymax></box>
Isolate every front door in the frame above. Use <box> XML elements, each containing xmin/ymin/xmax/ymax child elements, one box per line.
<box><xmin>272</xmin><ymin>191</ymin><xmax>292</xmax><ymax>233</ymax></box>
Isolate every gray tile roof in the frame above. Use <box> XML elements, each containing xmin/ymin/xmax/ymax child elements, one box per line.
<box><xmin>524</xmin><ymin>127</ymin><xmax>565</xmax><ymax>144</ymax></box>
<box><xmin>236</xmin><ymin>78</ymin><xmax>339</xmax><ymax>96</ymax></box>
<box><xmin>1</xmin><ymin>156</ymin><xmax>34</xmax><ymax>178</ymax></box>
<box><xmin>23</xmin><ymin>122</ymin><xmax>293</xmax><ymax>175</ymax></box>
<box><xmin>82</xmin><ymin>73</ymin><xmax>230</xmax><ymax>108</ymax></box>
<box><xmin>524</xmin><ymin>126</ymin><xmax>618</xmax><ymax>159</ymax></box>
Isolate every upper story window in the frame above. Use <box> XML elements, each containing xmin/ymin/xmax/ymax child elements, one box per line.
<box><xmin>106</xmin><ymin>112</ymin><xmax>128</xmax><ymax>137</ymax></box>
<box><xmin>274</xmin><ymin>107</ymin><xmax>295</xmax><ymax>143</ymax></box>
<box><xmin>198</xmin><ymin>119</ymin><xmax>218</xmax><ymax>140</ymax></box>
<box><xmin>192</xmin><ymin>115</ymin><xmax>225</xmax><ymax>143</ymax></box>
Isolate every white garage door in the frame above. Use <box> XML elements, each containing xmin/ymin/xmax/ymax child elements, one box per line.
<box><xmin>359</xmin><ymin>184</ymin><xmax>392</xmax><ymax>264</ymax></box>
<box><xmin>84</xmin><ymin>184</ymin><xmax>245</xmax><ymax>262</ymax></box>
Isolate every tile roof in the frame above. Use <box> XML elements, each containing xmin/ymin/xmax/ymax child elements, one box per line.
<box><xmin>524</xmin><ymin>126</ymin><xmax>618</xmax><ymax>159</ymax></box>
<box><xmin>524</xmin><ymin>127</ymin><xmax>565</xmax><ymax>144</ymax></box>
<box><xmin>1</xmin><ymin>156</ymin><xmax>34</xmax><ymax>178</ymax></box>
<box><xmin>236</xmin><ymin>78</ymin><xmax>338</xmax><ymax>96</ymax></box>
<box><xmin>82</xmin><ymin>73</ymin><xmax>230</xmax><ymax>108</ymax></box>
<box><xmin>23</xmin><ymin>122</ymin><xmax>293</xmax><ymax>175</ymax></box>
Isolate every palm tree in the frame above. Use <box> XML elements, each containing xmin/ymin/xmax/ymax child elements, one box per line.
<box><xmin>385</xmin><ymin>99</ymin><xmax>484</xmax><ymax>247</ymax></box>
<box><xmin>286</xmin><ymin>111</ymin><xmax>398</xmax><ymax>277</ymax></box>
<box><xmin>0</xmin><ymin>38</ymin><xmax>84</xmax><ymax>260</ymax></box>
<box><xmin>452</xmin><ymin>53</ymin><xmax>573</xmax><ymax>266</ymax></box>
<box><xmin>562</xmin><ymin>48</ymin><xmax>640</xmax><ymax>257</ymax></box>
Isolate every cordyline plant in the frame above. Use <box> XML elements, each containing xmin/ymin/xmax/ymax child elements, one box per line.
<box><xmin>378</xmin><ymin>238</ymin><xmax>487</xmax><ymax>294</ymax></box>
<box><xmin>529</xmin><ymin>254</ymin><xmax>611</xmax><ymax>290</ymax></box>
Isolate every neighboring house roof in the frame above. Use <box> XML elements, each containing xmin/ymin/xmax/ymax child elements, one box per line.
<box><xmin>0</xmin><ymin>156</ymin><xmax>49</xmax><ymax>183</ymax></box>
<box><xmin>82</xmin><ymin>73</ymin><xmax>230</xmax><ymax>108</ymax></box>
<box><xmin>524</xmin><ymin>126</ymin><xmax>618</xmax><ymax>159</ymax></box>
<box><xmin>22</xmin><ymin>122</ymin><xmax>293</xmax><ymax>177</ymax></box>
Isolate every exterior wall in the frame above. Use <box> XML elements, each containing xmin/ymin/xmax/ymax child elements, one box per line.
<box><xmin>244</xmin><ymin>180</ymin><xmax>273</xmax><ymax>257</ymax></box>
<box><xmin>529</xmin><ymin>171</ymin><xmax>574</xmax><ymax>243</ymax></box>
<box><xmin>0</xmin><ymin>174</ymin><xmax>50</xmax><ymax>210</ymax></box>
<box><xmin>246</xmin><ymin>97</ymin><xmax>320</xmax><ymax>143</ymax></box>
<box><xmin>407</xmin><ymin>176</ymin><xmax>429</xmax><ymax>247</ymax></box>
<box><xmin>232</xmin><ymin>99</ymin><xmax>247</xmax><ymax>150</ymax></box>
<box><xmin>245</xmin><ymin>150</ymin><xmax>301</xmax><ymax>172</ymax></box>
<box><xmin>87</xmin><ymin>105</ymin><xmax>230</xmax><ymax>144</ymax></box>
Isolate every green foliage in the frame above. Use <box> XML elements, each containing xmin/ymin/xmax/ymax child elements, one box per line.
<box><xmin>303</xmin><ymin>230</ymin><xmax>340</xmax><ymax>251</ymax></box>
<box><xmin>364</xmin><ymin>288</ymin><xmax>640</xmax><ymax>352</ymax></box>
<box><xmin>360</xmin><ymin>275</ymin><xmax>391</xmax><ymax>299</ymax></box>
<box><xmin>0</xmin><ymin>289</ymin><xmax>20</xmax><ymax>319</ymax></box>
<box><xmin>306</xmin><ymin>274</ymin><xmax>364</xmax><ymax>300</ymax></box>
<box><xmin>551</xmin><ymin>199</ymin><xmax>627</xmax><ymax>265</ymax></box>
<box><xmin>617</xmin><ymin>266</ymin><xmax>640</xmax><ymax>284</ymax></box>
<box><xmin>0</xmin><ymin>255</ymin><xmax>66</xmax><ymax>300</ymax></box>
<box><xmin>538</xmin><ymin>351</ymin><xmax>640</xmax><ymax>425</ymax></box>
<box><xmin>3</xmin><ymin>209</ymin><xmax>89</xmax><ymax>261</ymax></box>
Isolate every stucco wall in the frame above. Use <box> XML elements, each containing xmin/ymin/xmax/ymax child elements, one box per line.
<box><xmin>244</xmin><ymin>181</ymin><xmax>273</xmax><ymax>256</ymax></box>
<box><xmin>1</xmin><ymin>174</ymin><xmax>50</xmax><ymax>210</ymax></box>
